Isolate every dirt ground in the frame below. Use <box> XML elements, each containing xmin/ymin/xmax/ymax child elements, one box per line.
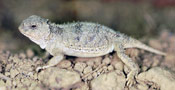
<box><xmin>0</xmin><ymin>31</ymin><xmax>175</xmax><ymax>90</ymax></box>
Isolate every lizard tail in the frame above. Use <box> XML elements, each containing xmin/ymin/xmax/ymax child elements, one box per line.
<box><xmin>124</xmin><ymin>38</ymin><xmax>166</xmax><ymax>56</ymax></box>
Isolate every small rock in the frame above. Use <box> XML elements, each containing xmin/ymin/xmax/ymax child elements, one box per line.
<box><xmin>73</xmin><ymin>82</ymin><xmax>89</xmax><ymax>90</ymax></box>
<box><xmin>32</xmin><ymin>56</ymin><xmax>39</xmax><ymax>61</ymax></box>
<box><xmin>128</xmin><ymin>83</ymin><xmax>149</xmax><ymax>90</ymax></box>
<box><xmin>93</xmin><ymin>57</ymin><xmax>102</xmax><ymax>66</ymax></box>
<box><xmin>91</xmin><ymin>70</ymin><xmax>126</xmax><ymax>90</ymax></box>
<box><xmin>141</xmin><ymin>66</ymin><xmax>148</xmax><ymax>72</ymax></box>
<box><xmin>137</xmin><ymin>83</ymin><xmax>149</xmax><ymax>90</ymax></box>
<box><xmin>111</xmin><ymin>54</ymin><xmax>124</xmax><ymax>71</ymax></box>
<box><xmin>113</xmin><ymin>61</ymin><xmax>123</xmax><ymax>70</ymax></box>
<box><xmin>87</xmin><ymin>74</ymin><xmax>93</xmax><ymax>80</ymax></box>
<box><xmin>138</xmin><ymin>67</ymin><xmax>175</xmax><ymax>90</ymax></box>
<box><xmin>74</xmin><ymin>62</ymin><xmax>86</xmax><ymax>72</ymax></box>
<box><xmin>102</xmin><ymin>56</ymin><xmax>111</xmax><ymax>65</ymax></box>
<box><xmin>19</xmin><ymin>53</ymin><xmax>26</xmax><ymax>59</ymax></box>
<box><xmin>142</xmin><ymin>58</ymin><xmax>152</xmax><ymax>68</ymax></box>
<box><xmin>26</xmin><ymin>49</ymin><xmax>34</xmax><ymax>58</ymax></box>
<box><xmin>86</xmin><ymin>60</ymin><xmax>94</xmax><ymax>66</ymax></box>
<box><xmin>38</xmin><ymin>67</ymin><xmax>81</xmax><ymax>88</ymax></box>
<box><xmin>58</xmin><ymin>60</ymin><xmax>71</xmax><ymax>69</ymax></box>
<box><xmin>102</xmin><ymin>66</ymin><xmax>108</xmax><ymax>73</ymax></box>
<box><xmin>152</xmin><ymin>56</ymin><xmax>161</xmax><ymax>67</ymax></box>
<box><xmin>107</xmin><ymin>65</ymin><xmax>114</xmax><ymax>71</ymax></box>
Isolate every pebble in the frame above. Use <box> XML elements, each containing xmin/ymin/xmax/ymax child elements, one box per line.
<box><xmin>74</xmin><ymin>62</ymin><xmax>87</xmax><ymax>72</ymax></box>
<box><xmin>93</xmin><ymin>57</ymin><xmax>102</xmax><ymax>66</ymax></box>
<box><xmin>86</xmin><ymin>60</ymin><xmax>94</xmax><ymax>66</ymax></box>
<box><xmin>107</xmin><ymin>65</ymin><xmax>114</xmax><ymax>71</ymax></box>
<box><xmin>26</xmin><ymin>49</ymin><xmax>34</xmax><ymax>58</ymax></box>
<box><xmin>58</xmin><ymin>60</ymin><xmax>71</xmax><ymax>69</ymax></box>
<box><xmin>102</xmin><ymin>56</ymin><xmax>111</xmax><ymax>65</ymax></box>
<box><xmin>19</xmin><ymin>53</ymin><xmax>26</xmax><ymax>59</ymax></box>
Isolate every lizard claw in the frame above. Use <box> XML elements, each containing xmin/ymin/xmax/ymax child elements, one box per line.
<box><xmin>126</xmin><ymin>71</ymin><xmax>137</xmax><ymax>87</ymax></box>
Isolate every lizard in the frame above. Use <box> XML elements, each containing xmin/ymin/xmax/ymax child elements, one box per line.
<box><xmin>18</xmin><ymin>15</ymin><xmax>166</xmax><ymax>87</ymax></box>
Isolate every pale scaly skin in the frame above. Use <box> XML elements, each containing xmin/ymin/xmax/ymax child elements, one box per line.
<box><xmin>19</xmin><ymin>15</ymin><xmax>166</xmax><ymax>87</ymax></box>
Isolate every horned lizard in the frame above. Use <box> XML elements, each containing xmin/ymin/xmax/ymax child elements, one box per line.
<box><xmin>18</xmin><ymin>15</ymin><xmax>166</xmax><ymax>87</ymax></box>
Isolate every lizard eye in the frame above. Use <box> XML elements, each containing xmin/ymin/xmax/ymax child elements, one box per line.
<box><xmin>30</xmin><ymin>24</ymin><xmax>37</xmax><ymax>30</ymax></box>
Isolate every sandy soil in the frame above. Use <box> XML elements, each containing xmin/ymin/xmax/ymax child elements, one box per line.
<box><xmin>0</xmin><ymin>31</ymin><xmax>175</xmax><ymax>90</ymax></box>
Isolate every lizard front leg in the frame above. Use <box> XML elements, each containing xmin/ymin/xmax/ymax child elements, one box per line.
<box><xmin>114</xmin><ymin>44</ymin><xmax>139</xmax><ymax>87</ymax></box>
<box><xmin>36</xmin><ymin>54</ymin><xmax>64</xmax><ymax>72</ymax></box>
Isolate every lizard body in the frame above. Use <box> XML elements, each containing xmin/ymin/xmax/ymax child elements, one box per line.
<box><xmin>19</xmin><ymin>15</ymin><xmax>166</xmax><ymax>86</ymax></box>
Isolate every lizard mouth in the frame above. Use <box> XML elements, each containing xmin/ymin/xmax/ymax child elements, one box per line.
<box><xmin>18</xmin><ymin>24</ymin><xmax>23</xmax><ymax>32</ymax></box>
<box><xmin>18</xmin><ymin>24</ymin><xmax>31</xmax><ymax>38</ymax></box>
<box><xmin>18</xmin><ymin>23</ymin><xmax>26</xmax><ymax>33</ymax></box>
<box><xmin>18</xmin><ymin>23</ymin><xmax>31</xmax><ymax>36</ymax></box>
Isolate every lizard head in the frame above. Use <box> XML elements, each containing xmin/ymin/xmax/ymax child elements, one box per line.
<box><xmin>19</xmin><ymin>15</ymin><xmax>51</xmax><ymax>49</ymax></box>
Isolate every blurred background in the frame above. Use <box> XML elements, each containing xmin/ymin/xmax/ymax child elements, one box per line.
<box><xmin>0</xmin><ymin>0</ymin><xmax>175</xmax><ymax>53</ymax></box>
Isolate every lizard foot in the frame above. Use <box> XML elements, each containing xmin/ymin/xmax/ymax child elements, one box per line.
<box><xmin>126</xmin><ymin>71</ymin><xmax>137</xmax><ymax>87</ymax></box>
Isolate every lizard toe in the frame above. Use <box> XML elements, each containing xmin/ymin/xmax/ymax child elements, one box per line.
<box><xmin>126</xmin><ymin>71</ymin><xmax>137</xmax><ymax>87</ymax></box>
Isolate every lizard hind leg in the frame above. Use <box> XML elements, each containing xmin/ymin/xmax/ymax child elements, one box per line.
<box><xmin>36</xmin><ymin>54</ymin><xmax>64</xmax><ymax>72</ymax></box>
<box><xmin>114</xmin><ymin>44</ymin><xmax>139</xmax><ymax>87</ymax></box>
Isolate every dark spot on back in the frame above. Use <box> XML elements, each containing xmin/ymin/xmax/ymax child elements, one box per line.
<box><xmin>115</xmin><ymin>34</ymin><xmax>120</xmax><ymax>37</ymax></box>
<box><xmin>94</xmin><ymin>25</ymin><xmax>101</xmax><ymax>33</ymax></box>
<box><xmin>49</xmin><ymin>25</ymin><xmax>63</xmax><ymax>34</ymax></box>
<box><xmin>89</xmin><ymin>34</ymin><xmax>96</xmax><ymax>42</ymax></box>
<box><xmin>75</xmin><ymin>22</ymin><xmax>83</xmax><ymax>34</ymax></box>
<box><xmin>75</xmin><ymin>36</ymin><xmax>80</xmax><ymax>41</ymax></box>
